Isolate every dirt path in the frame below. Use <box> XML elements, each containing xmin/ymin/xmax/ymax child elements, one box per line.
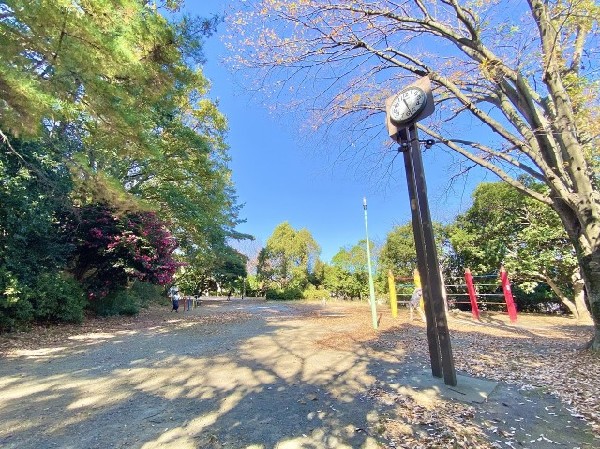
<box><xmin>0</xmin><ymin>299</ymin><xmax>598</xmax><ymax>448</ymax></box>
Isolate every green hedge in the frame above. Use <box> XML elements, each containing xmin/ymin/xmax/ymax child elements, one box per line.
<box><xmin>0</xmin><ymin>270</ymin><xmax>87</xmax><ymax>331</ymax></box>
<box><xmin>27</xmin><ymin>273</ymin><xmax>86</xmax><ymax>324</ymax></box>
<box><xmin>303</xmin><ymin>286</ymin><xmax>330</xmax><ymax>301</ymax></box>
<box><xmin>87</xmin><ymin>280</ymin><xmax>164</xmax><ymax>316</ymax></box>
<box><xmin>87</xmin><ymin>289</ymin><xmax>139</xmax><ymax>316</ymax></box>
<box><xmin>0</xmin><ymin>268</ymin><xmax>34</xmax><ymax>332</ymax></box>
<box><xmin>265</xmin><ymin>287</ymin><xmax>303</xmax><ymax>300</ymax></box>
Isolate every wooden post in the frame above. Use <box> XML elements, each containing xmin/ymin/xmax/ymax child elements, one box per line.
<box><xmin>413</xmin><ymin>268</ymin><xmax>425</xmax><ymax>311</ymax></box>
<box><xmin>500</xmin><ymin>266</ymin><xmax>518</xmax><ymax>322</ymax></box>
<box><xmin>400</xmin><ymin>125</ymin><xmax>457</xmax><ymax>386</ymax></box>
<box><xmin>388</xmin><ymin>270</ymin><xmax>398</xmax><ymax>318</ymax></box>
<box><xmin>363</xmin><ymin>198</ymin><xmax>379</xmax><ymax>330</ymax></box>
<box><xmin>464</xmin><ymin>268</ymin><xmax>481</xmax><ymax>320</ymax></box>
<box><xmin>413</xmin><ymin>268</ymin><xmax>421</xmax><ymax>288</ymax></box>
<box><xmin>401</xmin><ymin>129</ymin><xmax>443</xmax><ymax>379</ymax></box>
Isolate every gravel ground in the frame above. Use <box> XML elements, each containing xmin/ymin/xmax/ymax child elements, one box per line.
<box><xmin>0</xmin><ymin>299</ymin><xmax>598</xmax><ymax>449</ymax></box>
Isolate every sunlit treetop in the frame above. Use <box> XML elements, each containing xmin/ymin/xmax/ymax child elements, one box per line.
<box><xmin>0</xmin><ymin>0</ymin><xmax>213</xmax><ymax>143</ymax></box>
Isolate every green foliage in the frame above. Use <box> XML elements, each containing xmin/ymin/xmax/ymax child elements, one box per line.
<box><xmin>87</xmin><ymin>288</ymin><xmax>139</xmax><ymax>317</ymax></box>
<box><xmin>322</xmin><ymin>241</ymin><xmax>374</xmax><ymax>300</ymax></box>
<box><xmin>303</xmin><ymin>285</ymin><xmax>330</xmax><ymax>301</ymax></box>
<box><xmin>511</xmin><ymin>284</ymin><xmax>561</xmax><ymax>314</ymax></box>
<box><xmin>0</xmin><ymin>269</ymin><xmax>85</xmax><ymax>329</ymax></box>
<box><xmin>244</xmin><ymin>274</ymin><xmax>262</xmax><ymax>297</ymax></box>
<box><xmin>258</xmin><ymin>222</ymin><xmax>321</xmax><ymax>292</ymax></box>
<box><xmin>0</xmin><ymin>135</ymin><xmax>78</xmax><ymax>330</ymax></box>
<box><xmin>265</xmin><ymin>287</ymin><xmax>303</xmax><ymax>300</ymax></box>
<box><xmin>128</xmin><ymin>280</ymin><xmax>164</xmax><ymax>309</ymax></box>
<box><xmin>87</xmin><ymin>280</ymin><xmax>164</xmax><ymax>317</ymax></box>
<box><xmin>0</xmin><ymin>0</ymin><xmax>203</xmax><ymax>139</ymax></box>
<box><xmin>378</xmin><ymin>222</ymin><xmax>447</xmax><ymax>281</ymax></box>
<box><xmin>0</xmin><ymin>136</ymin><xmax>74</xmax><ymax>285</ymax></box>
<box><xmin>212</xmin><ymin>248</ymin><xmax>247</xmax><ymax>290</ymax></box>
<box><xmin>447</xmin><ymin>183</ymin><xmax>522</xmax><ymax>274</ymax></box>
<box><xmin>0</xmin><ymin>267</ymin><xmax>33</xmax><ymax>332</ymax></box>
<box><xmin>176</xmin><ymin>245</ymin><xmax>247</xmax><ymax>296</ymax></box>
<box><xmin>309</xmin><ymin>259</ymin><xmax>327</xmax><ymax>288</ymax></box>
<box><xmin>26</xmin><ymin>272</ymin><xmax>86</xmax><ymax>324</ymax></box>
<box><xmin>118</xmin><ymin>98</ymin><xmax>247</xmax><ymax>258</ymax></box>
<box><xmin>378</xmin><ymin>224</ymin><xmax>417</xmax><ymax>278</ymax></box>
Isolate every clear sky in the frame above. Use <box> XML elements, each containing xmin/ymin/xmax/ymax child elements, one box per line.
<box><xmin>183</xmin><ymin>0</ymin><xmax>491</xmax><ymax>262</ymax></box>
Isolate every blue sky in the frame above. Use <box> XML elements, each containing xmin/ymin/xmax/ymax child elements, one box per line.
<box><xmin>184</xmin><ymin>1</ymin><xmax>490</xmax><ymax>262</ymax></box>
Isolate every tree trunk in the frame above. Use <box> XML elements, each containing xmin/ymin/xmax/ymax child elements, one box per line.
<box><xmin>544</xmin><ymin>274</ymin><xmax>578</xmax><ymax>317</ymax></box>
<box><xmin>553</xmin><ymin>199</ymin><xmax>600</xmax><ymax>349</ymax></box>
<box><xmin>572</xmin><ymin>269</ymin><xmax>593</xmax><ymax>323</ymax></box>
<box><xmin>579</xmin><ymin>251</ymin><xmax>600</xmax><ymax>350</ymax></box>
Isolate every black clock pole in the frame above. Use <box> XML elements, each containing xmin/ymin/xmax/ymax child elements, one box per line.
<box><xmin>400</xmin><ymin>127</ymin><xmax>442</xmax><ymax>378</ymax></box>
<box><xmin>399</xmin><ymin>124</ymin><xmax>457</xmax><ymax>387</ymax></box>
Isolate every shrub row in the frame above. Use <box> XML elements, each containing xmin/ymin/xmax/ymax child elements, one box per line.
<box><xmin>0</xmin><ymin>269</ymin><xmax>164</xmax><ymax>332</ymax></box>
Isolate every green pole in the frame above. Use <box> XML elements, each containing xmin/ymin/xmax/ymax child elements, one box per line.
<box><xmin>363</xmin><ymin>197</ymin><xmax>378</xmax><ymax>330</ymax></box>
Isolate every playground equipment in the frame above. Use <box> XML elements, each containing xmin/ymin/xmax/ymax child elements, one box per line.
<box><xmin>387</xmin><ymin>270</ymin><xmax>398</xmax><ymax>318</ymax></box>
<box><xmin>177</xmin><ymin>295</ymin><xmax>202</xmax><ymax>311</ymax></box>
<box><xmin>389</xmin><ymin>268</ymin><xmax>430</xmax><ymax>311</ymax></box>
<box><xmin>390</xmin><ymin>266</ymin><xmax>518</xmax><ymax>322</ymax></box>
<box><xmin>448</xmin><ymin>267</ymin><xmax>517</xmax><ymax>322</ymax></box>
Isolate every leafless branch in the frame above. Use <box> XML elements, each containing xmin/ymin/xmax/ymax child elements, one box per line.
<box><xmin>418</xmin><ymin>124</ymin><xmax>553</xmax><ymax>205</ymax></box>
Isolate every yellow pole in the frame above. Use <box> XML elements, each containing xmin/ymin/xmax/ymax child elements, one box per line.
<box><xmin>413</xmin><ymin>268</ymin><xmax>421</xmax><ymax>288</ymax></box>
<box><xmin>413</xmin><ymin>268</ymin><xmax>424</xmax><ymax>310</ymax></box>
<box><xmin>388</xmin><ymin>270</ymin><xmax>398</xmax><ymax>318</ymax></box>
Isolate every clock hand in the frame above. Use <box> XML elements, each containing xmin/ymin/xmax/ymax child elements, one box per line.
<box><xmin>402</xmin><ymin>99</ymin><xmax>412</xmax><ymax>114</ymax></box>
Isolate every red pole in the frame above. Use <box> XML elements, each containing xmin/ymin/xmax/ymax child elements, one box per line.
<box><xmin>464</xmin><ymin>268</ymin><xmax>480</xmax><ymax>320</ymax></box>
<box><xmin>500</xmin><ymin>266</ymin><xmax>518</xmax><ymax>322</ymax></box>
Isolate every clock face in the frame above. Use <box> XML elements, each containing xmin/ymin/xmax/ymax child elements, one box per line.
<box><xmin>389</xmin><ymin>87</ymin><xmax>428</xmax><ymax>125</ymax></box>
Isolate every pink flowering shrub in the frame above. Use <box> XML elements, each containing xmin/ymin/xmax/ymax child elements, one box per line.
<box><xmin>68</xmin><ymin>204</ymin><xmax>183</xmax><ymax>299</ymax></box>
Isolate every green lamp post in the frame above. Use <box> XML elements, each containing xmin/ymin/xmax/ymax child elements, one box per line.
<box><xmin>363</xmin><ymin>197</ymin><xmax>378</xmax><ymax>330</ymax></box>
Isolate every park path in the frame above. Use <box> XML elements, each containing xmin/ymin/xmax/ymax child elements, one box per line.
<box><xmin>0</xmin><ymin>299</ymin><xmax>597</xmax><ymax>449</ymax></box>
<box><xmin>0</xmin><ymin>300</ymin><xmax>392</xmax><ymax>448</ymax></box>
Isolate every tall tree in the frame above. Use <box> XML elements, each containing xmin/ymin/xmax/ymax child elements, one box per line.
<box><xmin>1</xmin><ymin>0</ymin><xmax>207</xmax><ymax>138</ymax></box>
<box><xmin>0</xmin><ymin>134</ymin><xmax>75</xmax><ymax>329</ymax></box>
<box><xmin>229</xmin><ymin>1</ymin><xmax>600</xmax><ymax>348</ymax></box>
<box><xmin>257</xmin><ymin>222</ymin><xmax>320</xmax><ymax>291</ymax></box>
<box><xmin>324</xmin><ymin>241</ymin><xmax>373</xmax><ymax>300</ymax></box>
<box><xmin>0</xmin><ymin>1</ymin><xmax>237</xmax><ymax>224</ymax></box>
<box><xmin>177</xmin><ymin>245</ymin><xmax>247</xmax><ymax>296</ymax></box>
<box><xmin>1</xmin><ymin>1</ymin><xmax>248</xmax><ymax>323</ymax></box>
<box><xmin>0</xmin><ymin>135</ymin><xmax>73</xmax><ymax>285</ymax></box>
<box><xmin>108</xmin><ymin>88</ymin><xmax>246</xmax><ymax>257</ymax></box>
<box><xmin>379</xmin><ymin>221</ymin><xmax>446</xmax><ymax>279</ymax></box>
<box><xmin>0</xmin><ymin>0</ymin><xmax>245</xmax><ymax>260</ymax></box>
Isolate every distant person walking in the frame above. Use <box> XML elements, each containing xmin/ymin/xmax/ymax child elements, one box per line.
<box><xmin>169</xmin><ymin>286</ymin><xmax>180</xmax><ymax>312</ymax></box>
<box><xmin>410</xmin><ymin>287</ymin><xmax>426</xmax><ymax>322</ymax></box>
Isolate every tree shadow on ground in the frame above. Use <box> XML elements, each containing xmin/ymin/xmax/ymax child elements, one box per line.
<box><xmin>0</xmin><ymin>302</ymin><xmax>597</xmax><ymax>449</ymax></box>
<box><xmin>0</xmin><ymin>302</ymin><xmax>387</xmax><ymax>448</ymax></box>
